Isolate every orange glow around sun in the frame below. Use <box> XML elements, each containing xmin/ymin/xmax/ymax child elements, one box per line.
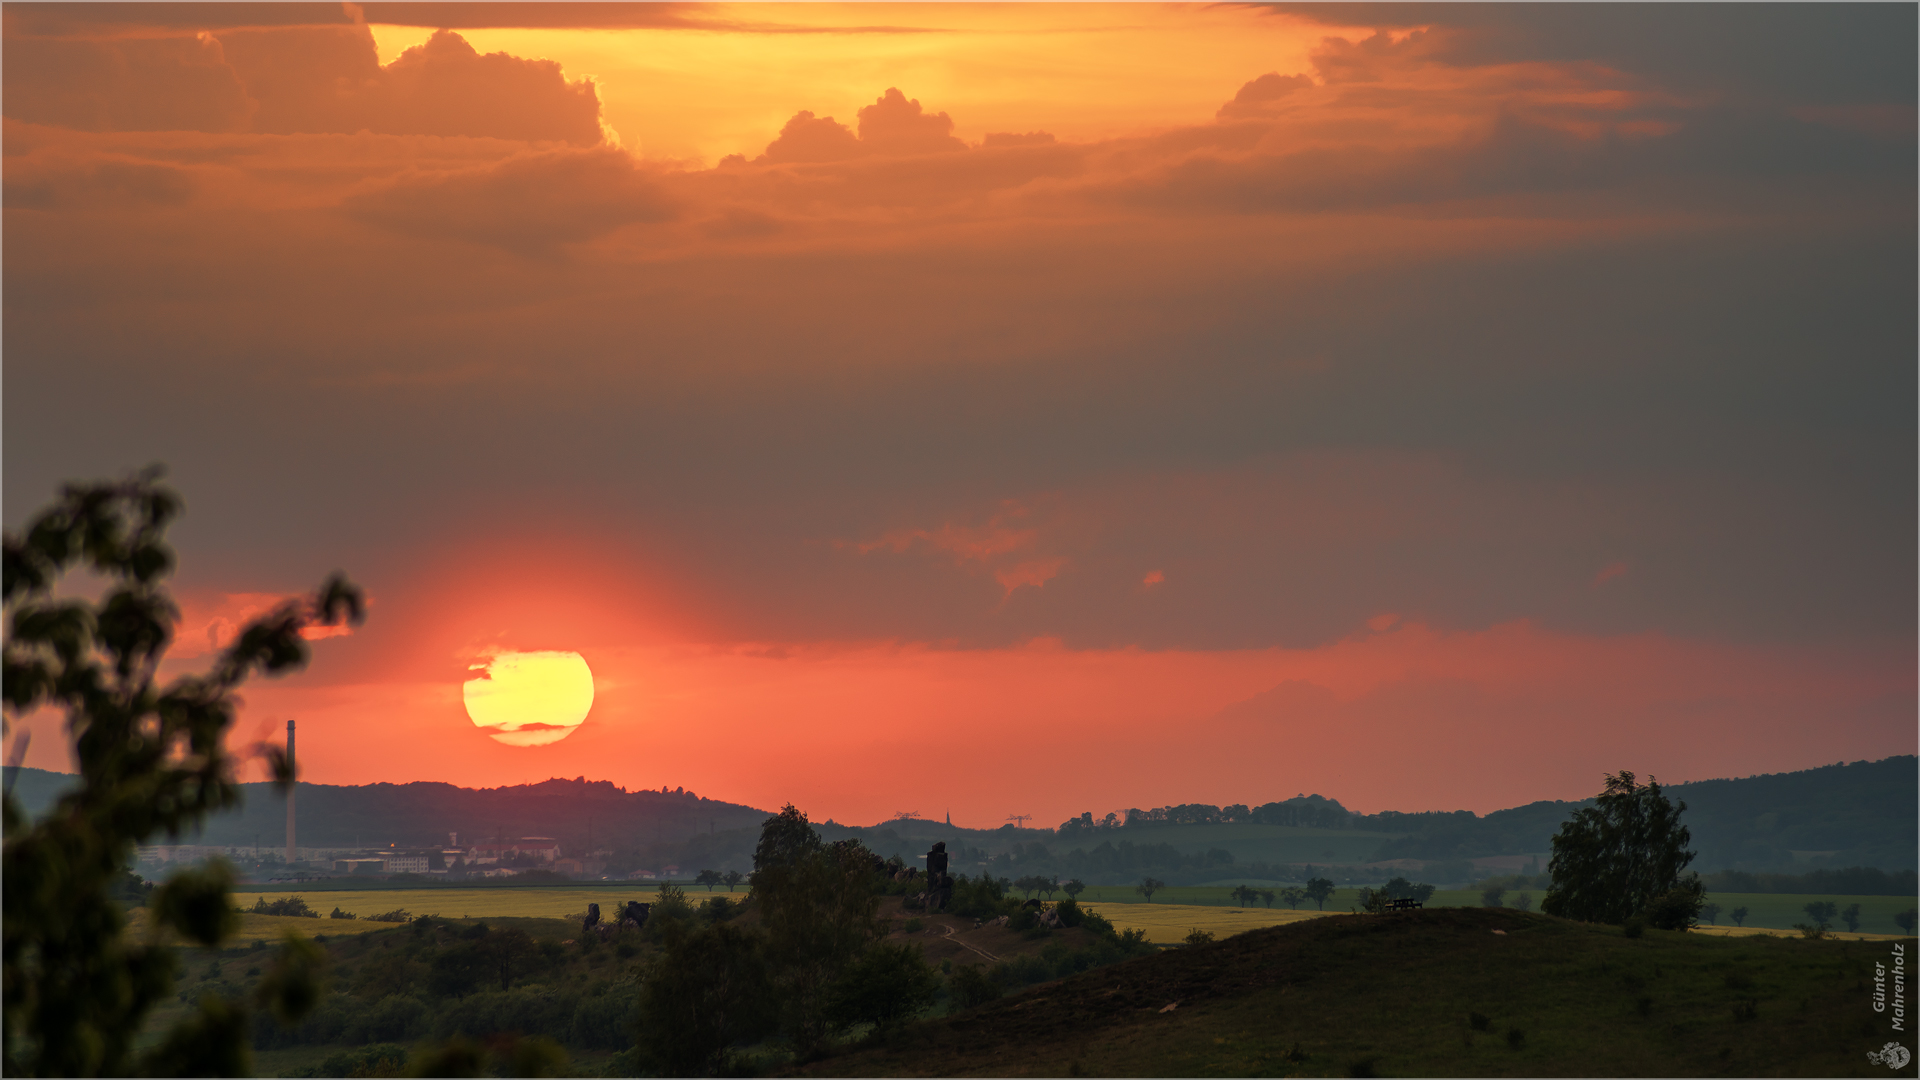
<box><xmin>462</xmin><ymin>650</ymin><xmax>597</xmax><ymax>746</ymax></box>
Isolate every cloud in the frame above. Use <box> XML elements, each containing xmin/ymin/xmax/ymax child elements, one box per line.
<box><xmin>757</xmin><ymin>87</ymin><xmax>966</xmax><ymax>164</ymax></box>
<box><xmin>3</xmin><ymin>154</ymin><xmax>196</xmax><ymax>210</ymax></box>
<box><xmin>996</xmin><ymin>558</ymin><xmax>1066</xmax><ymax>596</ymax></box>
<box><xmin>1216</xmin><ymin>72</ymin><xmax>1315</xmax><ymax>120</ymax></box>
<box><xmin>4</xmin><ymin>24</ymin><xmax>604</xmax><ymax>145</ymax></box>
<box><xmin>759</xmin><ymin>110</ymin><xmax>864</xmax><ymax>164</ymax></box>
<box><xmin>342</xmin><ymin>146</ymin><xmax>677</xmax><ymax>253</ymax></box>
<box><xmin>981</xmin><ymin>132</ymin><xmax>1056</xmax><ymax>148</ymax></box>
<box><xmin>2</xmin><ymin>32</ymin><xmax>254</xmax><ymax>133</ymax></box>
<box><xmin>855</xmin><ymin>88</ymin><xmax>967</xmax><ymax>156</ymax></box>
<box><xmin>366</xmin><ymin>29</ymin><xmax>603</xmax><ymax>144</ymax></box>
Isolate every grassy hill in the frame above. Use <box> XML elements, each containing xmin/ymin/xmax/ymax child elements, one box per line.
<box><xmin>802</xmin><ymin>908</ymin><xmax>1912</xmax><ymax>1078</ymax></box>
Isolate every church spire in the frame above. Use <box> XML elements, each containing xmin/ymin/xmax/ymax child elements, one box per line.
<box><xmin>945</xmin><ymin>809</ymin><xmax>951</xmax><ymax>826</ymax></box>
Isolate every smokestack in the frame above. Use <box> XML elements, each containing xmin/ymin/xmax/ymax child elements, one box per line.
<box><xmin>286</xmin><ymin>720</ymin><xmax>296</xmax><ymax>866</ymax></box>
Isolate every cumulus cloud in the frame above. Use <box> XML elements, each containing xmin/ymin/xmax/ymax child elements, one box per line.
<box><xmin>4</xmin><ymin>24</ymin><xmax>604</xmax><ymax>144</ymax></box>
<box><xmin>757</xmin><ymin>87</ymin><xmax>966</xmax><ymax>164</ymax></box>
<box><xmin>1216</xmin><ymin>72</ymin><xmax>1315</xmax><ymax>121</ymax></box>
<box><xmin>343</xmin><ymin>146</ymin><xmax>676</xmax><ymax>253</ymax></box>
<box><xmin>760</xmin><ymin>110</ymin><xmax>864</xmax><ymax>164</ymax></box>
<box><xmin>856</xmin><ymin>88</ymin><xmax>966</xmax><ymax>156</ymax></box>
<box><xmin>370</xmin><ymin>30</ymin><xmax>603</xmax><ymax>144</ymax></box>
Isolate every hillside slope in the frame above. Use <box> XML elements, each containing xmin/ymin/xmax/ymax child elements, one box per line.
<box><xmin>805</xmin><ymin>908</ymin><xmax>1910</xmax><ymax>1077</ymax></box>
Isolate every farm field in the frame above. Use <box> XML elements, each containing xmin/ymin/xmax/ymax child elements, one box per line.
<box><xmin>221</xmin><ymin>882</ymin><xmax>1915</xmax><ymax>937</ymax></box>
<box><xmin>125</xmin><ymin>908</ymin><xmax>397</xmax><ymax>944</ymax></box>
<box><xmin>231</xmin><ymin>886</ymin><xmax>749</xmax><ymax>923</ymax></box>
<box><xmin>1073</xmin><ymin>884</ymin><xmax>1918</xmax><ymax>933</ymax></box>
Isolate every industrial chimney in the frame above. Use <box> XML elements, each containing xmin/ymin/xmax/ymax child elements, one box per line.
<box><xmin>285</xmin><ymin>719</ymin><xmax>296</xmax><ymax>866</ymax></box>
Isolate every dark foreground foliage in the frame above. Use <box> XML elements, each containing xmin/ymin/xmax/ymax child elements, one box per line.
<box><xmin>800</xmin><ymin>907</ymin><xmax>1915</xmax><ymax>1078</ymax></box>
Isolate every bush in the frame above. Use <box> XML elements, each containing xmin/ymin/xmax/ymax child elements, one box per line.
<box><xmin>1052</xmin><ymin>899</ymin><xmax>1084</xmax><ymax>928</ymax></box>
<box><xmin>948</xmin><ymin>874</ymin><xmax>1017</xmax><ymax>920</ymax></box>
<box><xmin>826</xmin><ymin>941</ymin><xmax>940</xmax><ymax>1032</ymax></box>
<box><xmin>1184</xmin><ymin>929</ymin><xmax>1215</xmax><ymax>947</ymax></box>
<box><xmin>949</xmin><ymin>963</ymin><xmax>1003</xmax><ymax>1010</ymax></box>
<box><xmin>1641</xmin><ymin>878</ymin><xmax>1704</xmax><ymax>931</ymax></box>
<box><xmin>327</xmin><ymin>907</ymin><xmax>356</xmax><ymax>920</ymax></box>
<box><xmin>365</xmin><ymin>909</ymin><xmax>410</xmax><ymax>923</ymax></box>
<box><xmin>902</xmin><ymin>918</ymin><xmax>924</xmax><ymax>933</ymax></box>
<box><xmin>250</xmin><ymin>896</ymin><xmax>319</xmax><ymax>918</ymax></box>
<box><xmin>303</xmin><ymin>1042</ymin><xmax>407</xmax><ymax>1077</ymax></box>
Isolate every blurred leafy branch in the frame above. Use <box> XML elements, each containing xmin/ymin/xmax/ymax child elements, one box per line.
<box><xmin>2</xmin><ymin>468</ymin><xmax>362</xmax><ymax>1076</ymax></box>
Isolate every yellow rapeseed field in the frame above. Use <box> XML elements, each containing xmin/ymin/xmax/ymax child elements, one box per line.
<box><xmin>235</xmin><ymin>887</ymin><xmax>749</xmax><ymax>924</ymax></box>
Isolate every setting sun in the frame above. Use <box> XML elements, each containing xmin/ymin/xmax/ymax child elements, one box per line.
<box><xmin>462</xmin><ymin>651</ymin><xmax>596</xmax><ymax>747</ymax></box>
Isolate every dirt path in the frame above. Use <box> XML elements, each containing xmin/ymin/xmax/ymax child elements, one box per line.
<box><xmin>942</xmin><ymin>922</ymin><xmax>1000</xmax><ymax>962</ymax></box>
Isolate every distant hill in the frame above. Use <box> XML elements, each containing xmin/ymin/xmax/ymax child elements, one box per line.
<box><xmin>2</xmin><ymin>769</ymin><xmax>772</xmax><ymax>854</ymax></box>
<box><xmin>8</xmin><ymin>754</ymin><xmax>1911</xmax><ymax>874</ymax></box>
<box><xmin>1363</xmin><ymin>756</ymin><xmax>1917</xmax><ymax>871</ymax></box>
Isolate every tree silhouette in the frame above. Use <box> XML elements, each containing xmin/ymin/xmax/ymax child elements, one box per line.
<box><xmin>1304</xmin><ymin>878</ymin><xmax>1335</xmax><ymax>910</ymax></box>
<box><xmin>1137</xmin><ymin>877</ymin><xmax>1165</xmax><ymax>903</ymax></box>
<box><xmin>1541</xmin><ymin>771</ymin><xmax>1700</xmax><ymax>927</ymax></box>
<box><xmin>2</xmin><ymin>471</ymin><xmax>362</xmax><ymax>1076</ymax></box>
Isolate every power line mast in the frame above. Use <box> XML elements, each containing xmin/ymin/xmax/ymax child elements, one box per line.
<box><xmin>1006</xmin><ymin>813</ymin><xmax>1034</xmax><ymax>828</ymax></box>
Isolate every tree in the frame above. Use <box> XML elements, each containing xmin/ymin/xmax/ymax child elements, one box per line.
<box><xmin>750</xmin><ymin>804</ymin><xmax>824</xmax><ymax>890</ymax></box>
<box><xmin>696</xmin><ymin>869</ymin><xmax>722</xmax><ymax>892</ymax></box>
<box><xmin>636</xmin><ymin>921</ymin><xmax>775</xmax><ymax>1076</ymax></box>
<box><xmin>1136</xmin><ymin>877</ymin><xmax>1165</xmax><ymax>903</ymax></box>
<box><xmin>1802</xmin><ymin>901</ymin><xmax>1837</xmax><ymax>931</ymax></box>
<box><xmin>1541</xmin><ymin>771</ymin><xmax>1700</xmax><ymax>926</ymax></box>
<box><xmin>2</xmin><ymin>472</ymin><xmax>361</xmax><ymax>1077</ymax></box>
<box><xmin>1482</xmin><ymin>884</ymin><xmax>1506</xmax><ymax>908</ymax></box>
<box><xmin>1015</xmin><ymin>874</ymin><xmax>1044</xmax><ymax>898</ymax></box>
<box><xmin>756</xmin><ymin>832</ymin><xmax>885</xmax><ymax>1053</ymax></box>
<box><xmin>1383</xmin><ymin>877</ymin><xmax>1436</xmax><ymax>903</ymax></box>
<box><xmin>474</xmin><ymin>925</ymin><xmax>542</xmax><ymax>991</ymax></box>
<box><xmin>1230</xmin><ymin>884</ymin><xmax>1255</xmax><ymax>907</ymax></box>
<box><xmin>1840</xmin><ymin>903</ymin><xmax>1862</xmax><ymax>934</ymax></box>
<box><xmin>1701</xmin><ymin>902</ymin><xmax>1721</xmax><ymax>926</ymax></box>
<box><xmin>1730</xmin><ymin>906</ymin><xmax>1749</xmax><ymax>927</ymax></box>
<box><xmin>1895</xmin><ymin>908</ymin><xmax>1917</xmax><ymax>935</ymax></box>
<box><xmin>1304</xmin><ymin>878</ymin><xmax>1334</xmax><ymax>910</ymax></box>
<box><xmin>1260</xmin><ymin>889</ymin><xmax>1276</xmax><ymax>908</ymax></box>
<box><xmin>722</xmin><ymin>870</ymin><xmax>744</xmax><ymax>891</ymax></box>
<box><xmin>1063</xmin><ymin>879</ymin><xmax>1085</xmax><ymax>900</ymax></box>
<box><xmin>1037</xmin><ymin>877</ymin><xmax>1060</xmax><ymax>900</ymax></box>
<box><xmin>1280</xmin><ymin>887</ymin><xmax>1305</xmax><ymax>910</ymax></box>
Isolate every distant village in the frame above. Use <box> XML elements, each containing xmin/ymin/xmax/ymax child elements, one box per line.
<box><xmin>136</xmin><ymin>833</ymin><xmax>682</xmax><ymax>883</ymax></box>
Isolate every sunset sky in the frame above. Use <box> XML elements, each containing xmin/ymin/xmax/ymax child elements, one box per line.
<box><xmin>4</xmin><ymin>3</ymin><xmax>1914</xmax><ymax>827</ymax></box>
